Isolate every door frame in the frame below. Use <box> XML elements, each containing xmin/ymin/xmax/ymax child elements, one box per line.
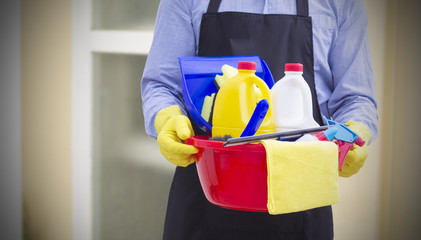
<box><xmin>71</xmin><ymin>1</ymin><xmax>152</xmax><ymax>239</ymax></box>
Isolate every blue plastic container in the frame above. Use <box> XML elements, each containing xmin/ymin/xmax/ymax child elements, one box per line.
<box><xmin>179</xmin><ymin>56</ymin><xmax>274</xmax><ymax>134</ymax></box>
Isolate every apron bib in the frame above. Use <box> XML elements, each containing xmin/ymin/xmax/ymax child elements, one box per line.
<box><xmin>163</xmin><ymin>0</ymin><xmax>333</xmax><ymax>239</ymax></box>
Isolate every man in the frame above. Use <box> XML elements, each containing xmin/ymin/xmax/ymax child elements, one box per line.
<box><xmin>141</xmin><ymin>0</ymin><xmax>377</xmax><ymax>239</ymax></box>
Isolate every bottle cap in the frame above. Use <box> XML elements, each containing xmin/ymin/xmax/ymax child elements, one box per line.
<box><xmin>238</xmin><ymin>61</ymin><xmax>256</xmax><ymax>71</ymax></box>
<box><xmin>285</xmin><ymin>63</ymin><xmax>303</xmax><ymax>72</ymax></box>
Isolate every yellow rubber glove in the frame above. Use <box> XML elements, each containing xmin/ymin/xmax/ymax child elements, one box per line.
<box><xmin>339</xmin><ymin>121</ymin><xmax>372</xmax><ymax>177</ymax></box>
<box><xmin>155</xmin><ymin>105</ymin><xmax>198</xmax><ymax>167</ymax></box>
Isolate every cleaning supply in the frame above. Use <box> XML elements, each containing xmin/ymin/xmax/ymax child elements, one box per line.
<box><xmin>214</xmin><ymin>64</ymin><xmax>238</xmax><ymax>89</ymax></box>
<box><xmin>223</xmin><ymin>125</ymin><xmax>329</xmax><ymax>147</ymax></box>
<box><xmin>261</xmin><ymin>139</ymin><xmax>339</xmax><ymax>215</ymax></box>
<box><xmin>295</xmin><ymin>123</ymin><xmax>338</xmax><ymax>142</ymax></box>
<box><xmin>201</xmin><ymin>64</ymin><xmax>263</xmax><ymax>124</ymax></box>
<box><xmin>200</xmin><ymin>64</ymin><xmax>236</xmax><ymax>123</ymax></box>
<box><xmin>179</xmin><ymin>55</ymin><xmax>275</xmax><ymax>134</ymax></box>
<box><xmin>155</xmin><ymin>105</ymin><xmax>198</xmax><ymax>167</ymax></box>
<box><xmin>338</xmin><ymin>120</ymin><xmax>371</xmax><ymax>177</ymax></box>
<box><xmin>200</xmin><ymin>93</ymin><xmax>216</xmax><ymax>123</ymax></box>
<box><xmin>240</xmin><ymin>99</ymin><xmax>269</xmax><ymax>137</ymax></box>
<box><xmin>212</xmin><ymin>61</ymin><xmax>275</xmax><ymax>138</ymax></box>
<box><xmin>314</xmin><ymin>118</ymin><xmax>366</xmax><ymax>171</ymax></box>
<box><xmin>200</xmin><ymin>65</ymin><xmax>236</xmax><ymax>124</ymax></box>
<box><xmin>215</xmin><ymin>64</ymin><xmax>263</xmax><ymax>101</ymax></box>
<box><xmin>295</xmin><ymin>133</ymin><xmax>319</xmax><ymax>142</ymax></box>
<box><xmin>271</xmin><ymin>63</ymin><xmax>319</xmax><ymax>131</ymax></box>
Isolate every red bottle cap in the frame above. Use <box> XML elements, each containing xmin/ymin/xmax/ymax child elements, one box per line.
<box><xmin>285</xmin><ymin>63</ymin><xmax>303</xmax><ymax>72</ymax></box>
<box><xmin>238</xmin><ymin>61</ymin><xmax>256</xmax><ymax>71</ymax></box>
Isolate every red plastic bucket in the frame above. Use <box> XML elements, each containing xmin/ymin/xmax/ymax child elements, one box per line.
<box><xmin>186</xmin><ymin>135</ymin><xmax>268</xmax><ymax>212</ymax></box>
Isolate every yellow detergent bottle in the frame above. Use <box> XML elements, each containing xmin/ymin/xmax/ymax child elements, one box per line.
<box><xmin>212</xmin><ymin>61</ymin><xmax>275</xmax><ymax>138</ymax></box>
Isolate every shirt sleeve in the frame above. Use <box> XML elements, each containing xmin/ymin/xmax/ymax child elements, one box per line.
<box><xmin>327</xmin><ymin>0</ymin><xmax>378</xmax><ymax>142</ymax></box>
<box><xmin>141</xmin><ymin>0</ymin><xmax>196</xmax><ymax>139</ymax></box>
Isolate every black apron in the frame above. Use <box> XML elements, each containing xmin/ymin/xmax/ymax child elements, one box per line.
<box><xmin>163</xmin><ymin>0</ymin><xmax>333</xmax><ymax>239</ymax></box>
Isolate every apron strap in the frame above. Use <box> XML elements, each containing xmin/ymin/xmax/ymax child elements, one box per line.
<box><xmin>207</xmin><ymin>0</ymin><xmax>222</xmax><ymax>13</ymax></box>
<box><xmin>296</xmin><ymin>0</ymin><xmax>309</xmax><ymax>16</ymax></box>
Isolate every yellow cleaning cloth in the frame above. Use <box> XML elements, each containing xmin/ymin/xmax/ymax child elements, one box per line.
<box><xmin>261</xmin><ymin>140</ymin><xmax>339</xmax><ymax>215</ymax></box>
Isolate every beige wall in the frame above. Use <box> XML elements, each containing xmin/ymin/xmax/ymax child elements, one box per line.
<box><xmin>334</xmin><ymin>0</ymin><xmax>421</xmax><ymax>238</ymax></box>
<box><xmin>21</xmin><ymin>0</ymin><xmax>72</xmax><ymax>239</ymax></box>
<box><xmin>379</xmin><ymin>0</ymin><xmax>421</xmax><ymax>238</ymax></box>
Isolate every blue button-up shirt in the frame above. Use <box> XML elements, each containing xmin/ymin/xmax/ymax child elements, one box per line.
<box><xmin>141</xmin><ymin>0</ymin><xmax>378</xmax><ymax>141</ymax></box>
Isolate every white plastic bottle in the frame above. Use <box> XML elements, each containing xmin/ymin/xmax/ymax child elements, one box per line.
<box><xmin>271</xmin><ymin>63</ymin><xmax>319</xmax><ymax>131</ymax></box>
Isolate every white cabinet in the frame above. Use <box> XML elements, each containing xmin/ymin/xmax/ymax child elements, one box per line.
<box><xmin>72</xmin><ymin>1</ymin><xmax>174</xmax><ymax>239</ymax></box>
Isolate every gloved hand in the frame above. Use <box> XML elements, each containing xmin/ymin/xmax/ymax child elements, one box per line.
<box><xmin>339</xmin><ymin>121</ymin><xmax>372</xmax><ymax>177</ymax></box>
<box><xmin>155</xmin><ymin>105</ymin><xmax>198</xmax><ymax>167</ymax></box>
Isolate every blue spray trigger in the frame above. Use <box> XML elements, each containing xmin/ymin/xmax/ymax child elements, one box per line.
<box><xmin>321</xmin><ymin>116</ymin><xmax>365</xmax><ymax>171</ymax></box>
<box><xmin>240</xmin><ymin>99</ymin><xmax>269</xmax><ymax>137</ymax></box>
<box><xmin>322</xmin><ymin>127</ymin><xmax>338</xmax><ymax>141</ymax></box>
<box><xmin>323</xmin><ymin>116</ymin><xmax>359</xmax><ymax>143</ymax></box>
